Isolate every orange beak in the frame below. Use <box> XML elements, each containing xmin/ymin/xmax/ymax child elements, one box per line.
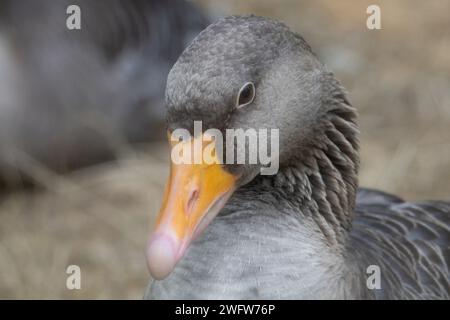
<box><xmin>146</xmin><ymin>134</ymin><xmax>237</xmax><ymax>280</ymax></box>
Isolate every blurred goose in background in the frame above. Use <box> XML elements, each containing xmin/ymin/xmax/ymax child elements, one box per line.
<box><xmin>0</xmin><ymin>0</ymin><xmax>209</xmax><ymax>189</ymax></box>
<box><xmin>145</xmin><ymin>16</ymin><xmax>450</xmax><ymax>299</ymax></box>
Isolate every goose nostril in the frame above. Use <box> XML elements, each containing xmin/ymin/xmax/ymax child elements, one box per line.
<box><xmin>185</xmin><ymin>189</ymin><xmax>199</xmax><ymax>214</ymax></box>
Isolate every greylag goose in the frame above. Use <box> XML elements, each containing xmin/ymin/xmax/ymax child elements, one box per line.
<box><xmin>144</xmin><ymin>15</ymin><xmax>450</xmax><ymax>299</ymax></box>
<box><xmin>0</xmin><ymin>0</ymin><xmax>208</xmax><ymax>188</ymax></box>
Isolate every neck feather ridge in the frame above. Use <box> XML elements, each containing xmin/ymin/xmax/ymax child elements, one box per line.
<box><xmin>241</xmin><ymin>82</ymin><xmax>359</xmax><ymax>246</ymax></box>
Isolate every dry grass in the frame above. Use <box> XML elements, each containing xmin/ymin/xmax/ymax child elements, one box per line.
<box><xmin>1</xmin><ymin>0</ymin><xmax>449</xmax><ymax>299</ymax></box>
<box><xmin>0</xmin><ymin>145</ymin><xmax>168</xmax><ymax>299</ymax></box>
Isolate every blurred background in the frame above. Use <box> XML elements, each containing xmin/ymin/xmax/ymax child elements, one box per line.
<box><xmin>0</xmin><ymin>0</ymin><xmax>449</xmax><ymax>298</ymax></box>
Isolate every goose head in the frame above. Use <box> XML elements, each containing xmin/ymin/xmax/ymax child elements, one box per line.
<box><xmin>147</xmin><ymin>15</ymin><xmax>359</xmax><ymax>280</ymax></box>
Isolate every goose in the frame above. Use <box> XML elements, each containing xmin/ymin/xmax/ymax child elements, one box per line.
<box><xmin>0</xmin><ymin>0</ymin><xmax>208</xmax><ymax>188</ymax></box>
<box><xmin>144</xmin><ymin>15</ymin><xmax>450</xmax><ymax>299</ymax></box>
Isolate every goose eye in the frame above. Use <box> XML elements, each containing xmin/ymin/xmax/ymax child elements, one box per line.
<box><xmin>236</xmin><ymin>82</ymin><xmax>255</xmax><ymax>108</ymax></box>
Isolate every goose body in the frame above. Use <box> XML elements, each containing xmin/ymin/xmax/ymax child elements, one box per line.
<box><xmin>148</xmin><ymin>190</ymin><xmax>450</xmax><ymax>299</ymax></box>
<box><xmin>145</xmin><ymin>16</ymin><xmax>450</xmax><ymax>299</ymax></box>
